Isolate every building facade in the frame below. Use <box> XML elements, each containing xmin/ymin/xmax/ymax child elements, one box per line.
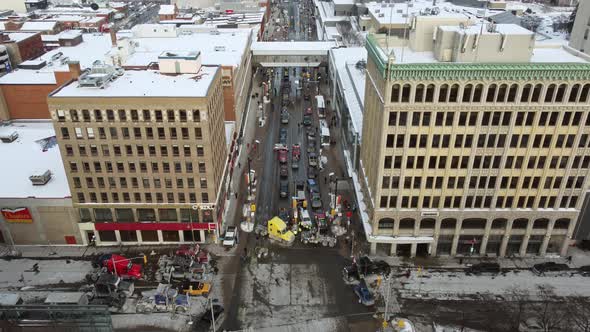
<box><xmin>361</xmin><ymin>27</ymin><xmax>590</xmax><ymax>258</ymax></box>
<box><xmin>48</xmin><ymin>62</ymin><xmax>227</xmax><ymax>245</ymax></box>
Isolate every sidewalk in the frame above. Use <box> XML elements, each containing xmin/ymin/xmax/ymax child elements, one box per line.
<box><xmin>371</xmin><ymin>246</ymin><xmax>590</xmax><ymax>270</ymax></box>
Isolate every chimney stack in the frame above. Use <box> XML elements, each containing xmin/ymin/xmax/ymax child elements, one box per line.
<box><xmin>68</xmin><ymin>61</ymin><xmax>82</xmax><ymax>80</ymax></box>
<box><xmin>109</xmin><ymin>29</ymin><xmax>117</xmax><ymax>47</ymax></box>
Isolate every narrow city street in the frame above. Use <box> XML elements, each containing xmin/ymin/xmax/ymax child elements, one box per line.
<box><xmin>221</xmin><ymin>0</ymin><xmax>378</xmax><ymax>330</ymax></box>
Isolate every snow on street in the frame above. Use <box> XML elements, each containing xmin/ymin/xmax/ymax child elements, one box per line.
<box><xmin>400</xmin><ymin>270</ymin><xmax>590</xmax><ymax>299</ymax></box>
<box><xmin>0</xmin><ymin>259</ymin><xmax>92</xmax><ymax>288</ymax></box>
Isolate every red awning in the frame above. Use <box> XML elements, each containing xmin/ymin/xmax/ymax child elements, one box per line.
<box><xmin>94</xmin><ymin>222</ymin><xmax>216</xmax><ymax>231</ymax></box>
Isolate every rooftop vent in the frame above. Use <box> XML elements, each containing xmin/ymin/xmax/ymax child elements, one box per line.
<box><xmin>378</xmin><ymin>13</ymin><xmax>385</xmax><ymax>17</ymax></box>
<box><xmin>214</xmin><ymin>46</ymin><xmax>226</xmax><ymax>51</ymax></box>
<box><xmin>78</xmin><ymin>62</ymin><xmax>123</xmax><ymax>88</ymax></box>
<box><xmin>0</xmin><ymin>131</ymin><xmax>18</xmax><ymax>143</ymax></box>
<box><xmin>29</xmin><ymin>170</ymin><xmax>52</xmax><ymax>186</ymax></box>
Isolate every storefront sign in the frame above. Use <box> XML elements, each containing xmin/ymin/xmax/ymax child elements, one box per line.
<box><xmin>1</xmin><ymin>207</ymin><xmax>33</xmax><ymax>223</ymax></box>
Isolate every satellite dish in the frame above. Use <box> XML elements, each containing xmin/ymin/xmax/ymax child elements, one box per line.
<box><xmin>90</xmin><ymin>3</ymin><xmax>99</xmax><ymax>10</ymax></box>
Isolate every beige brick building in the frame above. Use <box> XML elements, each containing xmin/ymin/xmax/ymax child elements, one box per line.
<box><xmin>48</xmin><ymin>59</ymin><xmax>227</xmax><ymax>245</ymax></box>
<box><xmin>361</xmin><ymin>22</ymin><xmax>590</xmax><ymax>258</ymax></box>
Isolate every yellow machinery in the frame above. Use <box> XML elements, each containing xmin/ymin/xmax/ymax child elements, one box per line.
<box><xmin>268</xmin><ymin>216</ymin><xmax>295</xmax><ymax>244</ymax></box>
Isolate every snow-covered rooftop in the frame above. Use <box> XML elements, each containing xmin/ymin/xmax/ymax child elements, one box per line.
<box><xmin>6</xmin><ymin>32</ymin><xmax>38</xmax><ymax>43</ymax></box>
<box><xmin>159</xmin><ymin>5</ymin><xmax>176</xmax><ymax>15</ymax></box>
<box><xmin>119</xmin><ymin>28</ymin><xmax>251</xmax><ymax>68</ymax></box>
<box><xmin>20</xmin><ymin>21</ymin><xmax>57</xmax><ymax>31</ymax></box>
<box><xmin>0</xmin><ymin>33</ymin><xmax>112</xmax><ymax>85</ymax></box>
<box><xmin>331</xmin><ymin>47</ymin><xmax>366</xmax><ymax>136</ymax></box>
<box><xmin>366</xmin><ymin>1</ymin><xmax>474</xmax><ymax>25</ymax></box>
<box><xmin>0</xmin><ymin>121</ymin><xmax>70</xmax><ymax>199</ymax></box>
<box><xmin>51</xmin><ymin>67</ymin><xmax>219</xmax><ymax>98</ymax></box>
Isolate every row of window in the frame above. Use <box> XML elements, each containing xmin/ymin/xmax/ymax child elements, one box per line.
<box><xmin>81</xmin><ymin>207</ymin><xmax>212</xmax><ymax>223</ymax></box>
<box><xmin>383</xmin><ymin>175</ymin><xmax>585</xmax><ymax>191</ymax></box>
<box><xmin>379</xmin><ymin>194</ymin><xmax>578</xmax><ymax>209</ymax></box>
<box><xmin>56</xmin><ymin>109</ymin><xmax>202</xmax><ymax>123</ymax></box>
<box><xmin>69</xmin><ymin>160</ymin><xmax>207</xmax><ymax>175</ymax></box>
<box><xmin>387</xmin><ymin>133</ymin><xmax>590</xmax><ymax>150</ymax></box>
<box><xmin>384</xmin><ymin>154</ymin><xmax>585</xmax><ymax>170</ymax></box>
<box><xmin>60</xmin><ymin>126</ymin><xmax>204</xmax><ymax>141</ymax></box>
<box><xmin>390</xmin><ymin>82</ymin><xmax>590</xmax><ymax>104</ymax></box>
<box><xmin>388</xmin><ymin>111</ymin><xmax>588</xmax><ymax>128</ymax></box>
<box><xmin>65</xmin><ymin>144</ymin><xmax>206</xmax><ymax>159</ymax></box>
<box><xmin>376</xmin><ymin>217</ymin><xmax>571</xmax><ymax>230</ymax></box>
<box><xmin>72</xmin><ymin>176</ymin><xmax>208</xmax><ymax>190</ymax></box>
<box><xmin>76</xmin><ymin>191</ymin><xmax>209</xmax><ymax>204</ymax></box>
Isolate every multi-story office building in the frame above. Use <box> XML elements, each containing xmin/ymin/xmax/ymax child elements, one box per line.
<box><xmin>48</xmin><ymin>54</ymin><xmax>227</xmax><ymax>245</ymax></box>
<box><xmin>361</xmin><ymin>21</ymin><xmax>590</xmax><ymax>258</ymax></box>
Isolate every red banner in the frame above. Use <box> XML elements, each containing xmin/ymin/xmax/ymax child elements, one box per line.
<box><xmin>1</xmin><ymin>208</ymin><xmax>33</xmax><ymax>223</ymax></box>
<box><xmin>94</xmin><ymin>222</ymin><xmax>216</xmax><ymax>232</ymax></box>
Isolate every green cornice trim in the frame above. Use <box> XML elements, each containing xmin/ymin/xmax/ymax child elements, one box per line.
<box><xmin>365</xmin><ymin>34</ymin><xmax>590</xmax><ymax>81</ymax></box>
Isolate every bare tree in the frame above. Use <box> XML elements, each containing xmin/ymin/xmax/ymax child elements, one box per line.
<box><xmin>567</xmin><ymin>296</ymin><xmax>590</xmax><ymax>332</ymax></box>
<box><xmin>531</xmin><ymin>284</ymin><xmax>567</xmax><ymax>332</ymax></box>
<box><xmin>506</xmin><ymin>286</ymin><xmax>530</xmax><ymax>331</ymax></box>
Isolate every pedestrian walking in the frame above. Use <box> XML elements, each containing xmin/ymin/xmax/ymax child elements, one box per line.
<box><xmin>567</xmin><ymin>255</ymin><xmax>573</xmax><ymax>264</ymax></box>
<box><xmin>238</xmin><ymin>162</ymin><xmax>241</xmax><ymax>169</ymax></box>
<box><xmin>324</xmin><ymin>176</ymin><xmax>327</xmax><ymax>184</ymax></box>
<box><xmin>235</xmin><ymin>192</ymin><xmax>238</xmax><ymax>199</ymax></box>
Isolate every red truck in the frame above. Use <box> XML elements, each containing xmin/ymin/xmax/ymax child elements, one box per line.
<box><xmin>96</xmin><ymin>254</ymin><xmax>143</xmax><ymax>280</ymax></box>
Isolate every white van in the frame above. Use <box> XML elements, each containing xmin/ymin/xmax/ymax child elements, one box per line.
<box><xmin>300</xmin><ymin>209</ymin><xmax>312</xmax><ymax>229</ymax></box>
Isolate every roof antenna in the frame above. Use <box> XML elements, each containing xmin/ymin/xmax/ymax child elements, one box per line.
<box><xmin>474</xmin><ymin>0</ymin><xmax>488</xmax><ymax>63</ymax></box>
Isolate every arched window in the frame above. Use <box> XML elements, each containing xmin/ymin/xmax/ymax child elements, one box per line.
<box><xmin>580</xmin><ymin>84</ymin><xmax>590</xmax><ymax>103</ymax></box>
<box><xmin>507</xmin><ymin>84</ymin><xmax>518</xmax><ymax>102</ymax></box>
<box><xmin>512</xmin><ymin>218</ymin><xmax>529</xmax><ymax>229</ymax></box>
<box><xmin>399</xmin><ymin>218</ymin><xmax>415</xmax><ymax>229</ymax></box>
<box><xmin>378</xmin><ymin>218</ymin><xmax>394</xmax><ymax>229</ymax></box>
<box><xmin>420</xmin><ymin>218</ymin><xmax>436</xmax><ymax>229</ymax></box>
<box><xmin>520</xmin><ymin>84</ymin><xmax>532</xmax><ymax>102</ymax></box>
<box><xmin>449</xmin><ymin>84</ymin><xmax>459</xmax><ymax>102</ymax></box>
<box><xmin>415</xmin><ymin>84</ymin><xmax>425</xmax><ymax>102</ymax></box>
<box><xmin>473</xmin><ymin>84</ymin><xmax>484</xmax><ymax>102</ymax></box>
<box><xmin>440</xmin><ymin>218</ymin><xmax>457</xmax><ymax>229</ymax></box>
<box><xmin>544</xmin><ymin>84</ymin><xmax>556</xmax><ymax>103</ymax></box>
<box><xmin>497</xmin><ymin>84</ymin><xmax>508</xmax><ymax>102</ymax></box>
<box><xmin>555</xmin><ymin>84</ymin><xmax>567</xmax><ymax>102</ymax></box>
<box><xmin>491</xmin><ymin>218</ymin><xmax>507</xmax><ymax>229</ymax></box>
<box><xmin>533</xmin><ymin>218</ymin><xmax>549</xmax><ymax>229</ymax></box>
<box><xmin>462</xmin><ymin>84</ymin><xmax>473</xmax><ymax>102</ymax></box>
<box><xmin>531</xmin><ymin>84</ymin><xmax>543</xmax><ymax>102</ymax></box>
<box><xmin>425</xmin><ymin>84</ymin><xmax>435</xmax><ymax>102</ymax></box>
<box><xmin>462</xmin><ymin>218</ymin><xmax>486</xmax><ymax>229</ymax></box>
<box><xmin>569</xmin><ymin>84</ymin><xmax>580</xmax><ymax>103</ymax></box>
<box><xmin>486</xmin><ymin>84</ymin><xmax>497</xmax><ymax>102</ymax></box>
<box><xmin>391</xmin><ymin>84</ymin><xmax>401</xmax><ymax>102</ymax></box>
<box><xmin>554</xmin><ymin>218</ymin><xmax>570</xmax><ymax>229</ymax></box>
<box><xmin>438</xmin><ymin>84</ymin><xmax>449</xmax><ymax>102</ymax></box>
<box><xmin>401</xmin><ymin>84</ymin><xmax>411</xmax><ymax>102</ymax></box>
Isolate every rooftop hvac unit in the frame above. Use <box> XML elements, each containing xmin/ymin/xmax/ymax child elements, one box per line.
<box><xmin>29</xmin><ymin>170</ymin><xmax>52</xmax><ymax>186</ymax></box>
<box><xmin>0</xmin><ymin>131</ymin><xmax>18</xmax><ymax>143</ymax></box>
<box><xmin>397</xmin><ymin>9</ymin><xmax>403</xmax><ymax>13</ymax></box>
<box><xmin>375</xmin><ymin>9</ymin><xmax>380</xmax><ymax>13</ymax></box>
<box><xmin>378</xmin><ymin>13</ymin><xmax>385</xmax><ymax>17</ymax></box>
<box><xmin>214</xmin><ymin>46</ymin><xmax>226</xmax><ymax>51</ymax></box>
<box><xmin>408</xmin><ymin>3</ymin><xmax>413</xmax><ymax>7</ymax></box>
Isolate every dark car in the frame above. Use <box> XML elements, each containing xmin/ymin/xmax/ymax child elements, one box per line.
<box><xmin>579</xmin><ymin>265</ymin><xmax>590</xmax><ymax>276</ymax></box>
<box><xmin>465</xmin><ymin>262</ymin><xmax>501</xmax><ymax>275</ymax></box>
<box><xmin>279</xmin><ymin>181</ymin><xmax>289</xmax><ymax>198</ymax></box>
<box><xmin>353</xmin><ymin>279</ymin><xmax>375</xmax><ymax>306</ymax></box>
<box><xmin>303</xmin><ymin>115</ymin><xmax>312</xmax><ymax>126</ymax></box>
<box><xmin>200</xmin><ymin>304</ymin><xmax>224</xmax><ymax>327</ymax></box>
<box><xmin>307</xmin><ymin>167</ymin><xmax>318</xmax><ymax>179</ymax></box>
<box><xmin>343</xmin><ymin>264</ymin><xmax>361</xmax><ymax>284</ymax></box>
<box><xmin>279</xmin><ymin>128</ymin><xmax>287</xmax><ymax>145</ymax></box>
<box><xmin>280</xmin><ymin>164</ymin><xmax>288</xmax><ymax>178</ymax></box>
<box><xmin>357</xmin><ymin>256</ymin><xmax>391</xmax><ymax>276</ymax></box>
<box><xmin>532</xmin><ymin>262</ymin><xmax>570</xmax><ymax>276</ymax></box>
